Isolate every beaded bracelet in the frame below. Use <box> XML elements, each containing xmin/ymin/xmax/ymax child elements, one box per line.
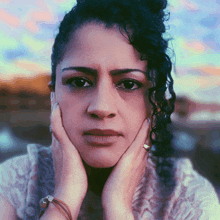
<box><xmin>39</xmin><ymin>195</ymin><xmax>72</xmax><ymax>220</ymax></box>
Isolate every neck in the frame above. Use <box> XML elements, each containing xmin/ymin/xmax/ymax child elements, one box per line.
<box><xmin>83</xmin><ymin>160</ymin><xmax>114</xmax><ymax>197</ymax></box>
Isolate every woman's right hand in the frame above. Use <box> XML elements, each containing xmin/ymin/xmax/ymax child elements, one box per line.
<box><xmin>50</xmin><ymin>93</ymin><xmax>88</xmax><ymax>207</ymax></box>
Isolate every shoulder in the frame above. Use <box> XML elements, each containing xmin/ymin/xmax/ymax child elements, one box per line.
<box><xmin>167</xmin><ymin>157</ymin><xmax>220</xmax><ymax>219</ymax></box>
<box><xmin>0</xmin><ymin>153</ymin><xmax>30</xmax><ymax>194</ymax></box>
<box><xmin>0</xmin><ymin>153</ymin><xmax>30</xmax><ymax>218</ymax></box>
<box><xmin>173</xmin><ymin>157</ymin><xmax>218</xmax><ymax>199</ymax></box>
<box><xmin>133</xmin><ymin>155</ymin><xmax>220</xmax><ymax>219</ymax></box>
<box><xmin>0</xmin><ymin>144</ymin><xmax>52</xmax><ymax>219</ymax></box>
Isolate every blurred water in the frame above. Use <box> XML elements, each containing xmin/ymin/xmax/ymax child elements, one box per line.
<box><xmin>172</xmin><ymin>131</ymin><xmax>199</xmax><ymax>152</ymax></box>
<box><xmin>0</xmin><ymin>124</ymin><xmax>29</xmax><ymax>152</ymax></box>
<box><xmin>190</xmin><ymin>111</ymin><xmax>220</xmax><ymax>121</ymax></box>
<box><xmin>0</xmin><ymin>128</ymin><xmax>16</xmax><ymax>151</ymax></box>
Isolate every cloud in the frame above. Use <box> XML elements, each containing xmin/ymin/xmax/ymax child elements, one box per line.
<box><xmin>200</xmin><ymin>14</ymin><xmax>220</xmax><ymax>28</ymax></box>
<box><xmin>185</xmin><ymin>40</ymin><xmax>206</xmax><ymax>53</ymax></box>
<box><xmin>14</xmin><ymin>59</ymin><xmax>49</xmax><ymax>74</ymax></box>
<box><xmin>0</xmin><ymin>0</ymin><xmax>11</xmax><ymax>3</ymax></box>
<box><xmin>203</xmin><ymin>33</ymin><xmax>220</xmax><ymax>51</ymax></box>
<box><xmin>3</xmin><ymin>46</ymin><xmax>30</xmax><ymax>61</ymax></box>
<box><xmin>24</xmin><ymin>9</ymin><xmax>54</xmax><ymax>34</ymax></box>
<box><xmin>25</xmin><ymin>19</ymin><xmax>39</xmax><ymax>33</ymax></box>
<box><xmin>31</xmin><ymin>10</ymin><xmax>53</xmax><ymax>22</ymax></box>
<box><xmin>0</xmin><ymin>8</ymin><xmax>20</xmax><ymax>27</ymax></box>
<box><xmin>173</xmin><ymin>38</ymin><xmax>220</xmax><ymax>67</ymax></box>
<box><xmin>181</xmin><ymin>0</ymin><xmax>199</xmax><ymax>11</ymax></box>
<box><xmin>0</xmin><ymin>59</ymin><xmax>50</xmax><ymax>77</ymax></box>
<box><xmin>173</xmin><ymin>70</ymin><xmax>220</xmax><ymax>103</ymax></box>
<box><xmin>201</xmin><ymin>66</ymin><xmax>220</xmax><ymax>76</ymax></box>
<box><xmin>37</xmin><ymin>23</ymin><xmax>57</xmax><ymax>40</ymax></box>
<box><xmin>0</xmin><ymin>32</ymin><xmax>19</xmax><ymax>49</ymax></box>
<box><xmin>22</xmin><ymin>34</ymin><xmax>47</xmax><ymax>52</ymax></box>
<box><xmin>197</xmin><ymin>85</ymin><xmax>220</xmax><ymax>102</ymax></box>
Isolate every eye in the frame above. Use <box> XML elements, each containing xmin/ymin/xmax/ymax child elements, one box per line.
<box><xmin>117</xmin><ymin>80</ymin><xmax>143</xmax><ymax>90</ymax></box>
<box><xmin>66</xmin><ymin>77</ymin><xmax>91</xmax><ymax>88</ymax></box>
<box><xmin>65</xmin><ymin>77</ymin><xmax>143</xmax><ymax>91</ymax></box>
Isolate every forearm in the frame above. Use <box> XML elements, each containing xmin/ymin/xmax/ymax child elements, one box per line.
<box><xmin>40</xmin><ymin>187</ymin><xmax>85</xmax><ymax>220</ymax></box>
<box><xmin>39</xmin><ymin>203</ymin><xmax>74</xmax><ymax>220</ymax></box>
<box><xmin>39</xmin><ymin>199</ymin><xmax>83</xmax><ymax>220</ymax></box>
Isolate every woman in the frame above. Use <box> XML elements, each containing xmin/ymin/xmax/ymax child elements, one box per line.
<box><xmin>0</xmin><ymin>0</ymin><xmax>219</xmax><ymax>219</ymax></box>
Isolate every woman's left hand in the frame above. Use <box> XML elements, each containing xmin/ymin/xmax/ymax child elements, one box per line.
<box><xmin>101</xmin><ymin>118</ymin><xmax>151</xmax><ymax>219</ymax></box>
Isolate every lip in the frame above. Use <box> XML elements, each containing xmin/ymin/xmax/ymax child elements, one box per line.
<box><xmin>84</xmin><ymin>135</ymin><xmax>120</xmax><ymax>146</ymax></box>
<box><xmin>83</xmin><ymin>129</ymin><xmax>122</xmax><ymax>146</ymax></box>
<box><xmin>83</xmin><ymin>129</ymin><xmax>121</xmax><ymax>136</ymax></box>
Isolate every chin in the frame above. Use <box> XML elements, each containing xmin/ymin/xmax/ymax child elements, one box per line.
<box><xmin>84</xmin><ymin>157</ymin><xmax>117</xmax><ymax>168</ymax></box>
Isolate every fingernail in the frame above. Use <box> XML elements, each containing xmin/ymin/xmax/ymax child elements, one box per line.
<box><xmin>54</xmin><ymin>102</ymin><xmax>59</xmax><ymax>109</ymax></box>
<box><xmin>52</xmin><ymin>102</ymin><xmax>59</xmax><ymax>113</ymax></box>
<box><xmin>144</xmin><ymin>118</ymin><xmax>150</xmax><ymax>126</ymax></box>
<box><xmin>50</xmin><ymin>92</ymin><xmax>54</xmax><ymax>101</ymax></box>
<box><xmin>49</xmin><ymin>125</ymin><xmax>52</xmax><ymax>133</ymax></box>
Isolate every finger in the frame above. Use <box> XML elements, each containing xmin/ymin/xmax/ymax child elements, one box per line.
<box><xmin>142</xmin><ymin>126</ymin><xmax>151</xmax><ymax>154</ymax></box>
<box><xmin>51</xmin><ymin>134</ymin><xmax>63</xmax><ymax>186</ymax></box>
<box><xmin>51</xmin><ymin>133</ymin><xmax>61</xmax><ymax>155</ymax></box>
<box><xmin>50</xmin><ymin>103</ymin><xmax>73</xmax><ymax>147</ymax></box>
<box><xmin>50</xmin><ymin>92</ymin><xmax>56</xmax><ymax>110</ymax></box>
<box><xmin>142</xmin><ymin>119</ymin><xmax>151</xmax><ymax>153</ymax></box>
<box><xmin>126</xmin><ymin>118</ymin><xmax>151</xmax><ymax>156</ymax></box>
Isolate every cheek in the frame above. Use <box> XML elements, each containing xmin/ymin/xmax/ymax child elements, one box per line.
<box><xmin>126</xmin><ymin>96</ymin><xmax>150</xmax><ymax>139</ymax></box>
<box><xmin>55</xmin><ymin>91</ymin><xmax>79</xmax><ymax>130</ymax></box>
<box><xmin>129</xmin><ymin>94</ymin><xmax>149</xmax><ymax>118</ymax></box>
<box><xmin>60</xmin><ymin>104</ymin><xmax>80</xmax><ymax>129</ymax></box>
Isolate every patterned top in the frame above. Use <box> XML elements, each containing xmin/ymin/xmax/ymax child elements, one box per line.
<box><xmin>0</xmin><ymin>144</ymin><xmax>220</xmax><ymax>220</ymax></box>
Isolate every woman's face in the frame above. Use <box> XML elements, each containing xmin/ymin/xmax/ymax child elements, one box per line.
<box><xmin>54</xmin><ymin>23</ymin><xmax>151</xmax><ymax>168</ymax></box>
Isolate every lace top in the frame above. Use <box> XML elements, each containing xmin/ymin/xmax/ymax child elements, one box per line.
<box><xmin>0</xmin><ymin>144</ymin><xmax>220</xmax><ymax>220</ymax></box>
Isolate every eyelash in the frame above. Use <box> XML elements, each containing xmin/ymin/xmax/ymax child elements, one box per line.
<box><xmin>65</xmin><ymin>77</ymin><xmax>143</xmax><ymax>91</ymax></box>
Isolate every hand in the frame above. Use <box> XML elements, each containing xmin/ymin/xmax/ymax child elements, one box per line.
<box><xmin>101</xmin><ymin>118</ymin><xmax>151</xmax><ymax>218</ymax></box>
<box><xmin>50</xmin><ymin>92</ymin><xmax>88</xmax><ymax>202</ymax></box>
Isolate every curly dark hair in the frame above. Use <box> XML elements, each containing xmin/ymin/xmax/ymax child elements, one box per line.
<box><xmin>50</xmin><ymin>0</ymin><xmax>176</xmax><ymax>158</ymax></box>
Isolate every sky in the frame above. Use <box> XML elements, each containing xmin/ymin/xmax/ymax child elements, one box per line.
<box><xmin>0</xmin><ymin>0</ymin><xmax>220</xmax><ymax>104</ymax></box>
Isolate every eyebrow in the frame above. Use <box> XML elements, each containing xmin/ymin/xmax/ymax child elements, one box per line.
<box><xmin>61</xmin><ymin>66</ymin><xmax>146</xmax><ymax>76</ymax></box>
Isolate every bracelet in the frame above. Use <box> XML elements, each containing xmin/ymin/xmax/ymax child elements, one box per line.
<box><xmin>39</xmin><ymin>195</ymin><xmax>72</xmax><ymax>220</ymax></box>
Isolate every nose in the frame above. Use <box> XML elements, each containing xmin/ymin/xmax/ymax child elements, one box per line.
<box><xmin>87</xmin><ymin>78</ymin><xmax>117</xmax><ymax>119</ymax></box>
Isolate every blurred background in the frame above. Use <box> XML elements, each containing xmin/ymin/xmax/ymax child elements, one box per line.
<box><xmin>0</xmin><ymin>0</ymin><xmax>220</xmax><ymax>199</ymax></box>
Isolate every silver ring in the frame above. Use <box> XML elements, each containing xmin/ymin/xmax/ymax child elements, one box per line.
<box><xmin>143</xmin><ymin>144</ymin><xmax>150</xmax><ymax>152</ymax></box>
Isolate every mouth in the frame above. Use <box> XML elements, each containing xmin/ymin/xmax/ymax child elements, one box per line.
<box><xmin>84</xmin><ymin>129</ymin><xmax>121</xmax><ymax>136</ymax></box>
<box><xmin>83</xmin><ymin>134</ymin><xmax>120</xmax><ymax>146</ymax></box>
<box><xmin>83</xmin><ymin>129</ymin><xmax>122</xmax><ymax>146</ymax></box>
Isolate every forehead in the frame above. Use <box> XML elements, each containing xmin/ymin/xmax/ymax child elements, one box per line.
<box><xmin>59</xmin><ymin>22</ymin><xmax>147</xmax><ymax>71</ymax></box>
<box><xmin>69</xmin><ymin>22</ymin><xmax>128</xmax><ymax>49</ymax></box>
